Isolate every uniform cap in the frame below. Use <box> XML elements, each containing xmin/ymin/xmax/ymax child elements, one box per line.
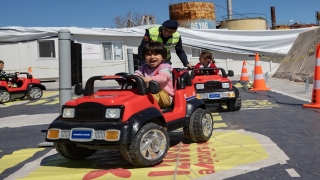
<box><xmin>162</xmin><ymin>20</ymin><xmax>179</xmax><ymax>29</ymax></box>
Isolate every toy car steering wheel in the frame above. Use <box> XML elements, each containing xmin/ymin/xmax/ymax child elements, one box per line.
<box><xmin>115</xmin><ymin>72</ymin><xmax>136</xmax><ymax>89</ymax></box>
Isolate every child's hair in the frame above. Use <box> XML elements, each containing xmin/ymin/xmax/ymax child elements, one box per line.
<box><xmin>142</xmin><ymin>42</ymin><xmax>167</xmax><ymax>60</ymax></box>
<box><xmin>200</xmin><ymin>51</ymin><xmax>215</xmax><ymax>63</ymax></box>
<box><xmin>0</xmin><ymin>60</ymin><xmax>4</xmax><ymax>64</ymax></box>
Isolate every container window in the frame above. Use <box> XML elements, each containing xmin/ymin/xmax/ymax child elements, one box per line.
<box><xmin>191</xmin><ymin>48</ymin><xmax>201</xmax><ymax>57</ymax></box>
<box><xmin>102</xmin><ymin>42</ymin><xmax>124</xmax><ymax>61</ymax></box>
<box><xmin>38</xmin><ymin>40</ymin><xmax>56</xmax><ymax>58</ymax></box>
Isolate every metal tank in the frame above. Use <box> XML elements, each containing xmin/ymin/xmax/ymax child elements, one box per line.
<box><xmin>220</xmin><ymin>13</ymin><xmax>267</xmax><ymax>30</ymax></box>
<box><xmin>169</xmin><ymin>0</ymin><xmax>216</xmax><ymax>29</ymax></box>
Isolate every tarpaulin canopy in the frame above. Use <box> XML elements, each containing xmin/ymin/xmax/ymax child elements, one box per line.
<box><xmin>0</xmin><ymin>25</ymin><xmax>315</xmax><ymax>55</ymax></box>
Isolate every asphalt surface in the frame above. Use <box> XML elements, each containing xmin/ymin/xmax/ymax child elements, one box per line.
<box><xmin>1</xmin><ymin>77</ymin><xmax>320</xmax><ymax>180</ymax></box>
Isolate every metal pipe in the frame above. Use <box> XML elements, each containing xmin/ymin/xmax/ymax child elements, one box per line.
<box><xmin>227</xmin><ymin>0</ymin><xmax>233</xmax><ymax>20</ymax></box>
<box><xmin>265</xmin><ymin>72</ymin><xmax>268</xmax><ymax>82</ymax></box>
<box><xmin>58</xmin><ymin>29</ymin><xmax>72</xmax><ymax>114</ymax></box>
<box><xmin>305</xmin><ymin>76</ymin><xmax>310</xmax><ymax>94</ymax></box>
<box><xmin>271</xmin><ymin>6</ymin><xmax>276</xmax><ymax>29</ymax></box>
<box><xmin>127</xmin><ymin>48</ymin><xmax>134</xmax><ymax>74</ymax></box>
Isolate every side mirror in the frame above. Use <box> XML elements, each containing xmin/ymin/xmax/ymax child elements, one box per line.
<box><xmin>228</xmin><ymin>70</ymin><xmax>234</xmax><ymax>77</ymax></box>
<box><xmin>74</xmin><ymin>83</ymin><xmax>84</xmax><ymax>95</ymax></box>
<box><xmin>148</xmin><ymin>81</ymin><xmax>160</xmax><ymax>94</ymax></box>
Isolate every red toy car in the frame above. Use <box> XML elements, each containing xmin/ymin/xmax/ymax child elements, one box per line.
<box><xmin>45</xmin><ymin>70</ymin><xmax>214</xmax><ymax>167</ymax></box>
<box><xmin>191</xmin><ymin>67</ymin><xmax>241</xmax><ymax>111</ymax></box>
<box><xmin>0</xmin><ymin>72</ymin><xmax>46</xmax><ymax>103</ymax></box>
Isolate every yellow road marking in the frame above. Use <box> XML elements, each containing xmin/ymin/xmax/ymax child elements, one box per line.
<box><xmin>21</xmin><ymin>131</ymin><xmax>270</xmax><ymax>180</ymax></box>
<box><xmin>234</xmin><ymin>82</ymin><xmax>243</xmax><ymax>88</ymax></box>
<box><xmin>0</xmin><ymin>91</ymin><xmax>58</xmax><ymax>107</ymax></box>
<box><xmin>44</xmin><ymin>96</ymin><xmax>78</xmax><ymax>105</ymax></box>
<box><xmin>242</xmin><ymin>100</ymin><xmax>280</xmax><ymax>108</ymax></box>
<box><xmin>0</xmin><ymin>148</ymin><xmax>44</xmax><ymax>174</ymax></box>
<box><xmin>44</xmin><ymin>97</ymin><xmax>59</xmax><ymax>105</ymax></box>
<box><xmin>213</xmin><ymin>116</ymin><xmax>222</xmax><ymax>121</ymax></box>
<box><xmin>42</xmin><ymin>91</ymin><xmax>59</xmax><ymax>98</ymax></box>
<box><xmin>27</xmin><ymin>100</ymin><xmax>48</xmax><ymax>105</ymax></box>
<box><xmin>214</xmin><ymin>123</ymin><xmax>227</xmax><ymax>128</ymax></box>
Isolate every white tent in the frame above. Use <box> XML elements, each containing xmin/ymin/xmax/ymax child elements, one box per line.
<box><xmin>0</xmin><ymin>25</ymin><xmax>314</xmax><ymax>56</ymax></box>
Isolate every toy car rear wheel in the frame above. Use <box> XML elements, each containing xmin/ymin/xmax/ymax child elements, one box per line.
<box><xmin>27</xmin><ymin>87</ymin><xmax>43</xmax><ymax>100</ymax></box>
<box><xmin>54</xmin><ymin>142</ymin><xmax>97</xmax><ymax>160</ymax></box>
<box><xmin>183</xmin><ymin>108</ymin><xmax>213</xmax><ymax>143</ymax></box>
<box><xmin>121</xmin><ymin>123</ymin><xmax>169</xmax><ymax>166</ymax></box>
<box><xmin>0</xmin><ymin>90</ymin><xmax>11</xmax><ymax>103</ymax></box>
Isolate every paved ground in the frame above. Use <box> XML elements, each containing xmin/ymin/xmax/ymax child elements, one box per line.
<box><xmin>1</xmin><ymin>75</ymin><xmax>319</xmax><ymax>180</ymax></box>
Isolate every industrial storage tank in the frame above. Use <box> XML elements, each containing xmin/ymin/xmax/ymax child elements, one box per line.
<box><xmin>220</xmin><ymin>14</ymin><xmax>267</xmax><ymax>30</ymax></box>
<box><xmin>169</xmin><ymin>0</ymin><xmax>216</xmax><ymax>29</ymax></box>
<box><xmin>273</xmin><ymin>25</ymin><xmax>290</xmax><ymax>30</ymax></box>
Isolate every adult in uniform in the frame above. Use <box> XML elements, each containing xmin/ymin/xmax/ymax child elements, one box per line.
<box><xmin>138</xmin><ymin>20</ymin><xmax>192</xmax><ymax>68</ymax></box>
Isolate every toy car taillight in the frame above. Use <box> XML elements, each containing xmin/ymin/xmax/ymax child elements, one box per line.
<box><xmin>222</xmin><ymin>83</ymin><xmax>230</xmax><ymax>88</ymax></box>
<box><xmin>105</xmin><ymin>108</ymin><xmax>121</xmax><ymax>118</ymax></box>
<box><xmin>62</xmin><ymin>108</ymin><xmax>75</xmax><ymax>118</ymax></box>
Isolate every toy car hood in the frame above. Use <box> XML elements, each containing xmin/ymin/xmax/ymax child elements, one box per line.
<box><xmin>65</xmin><ymin>90</ymin><xmax>138</xmax><ymax>106</ymax></box>
<box><xmin>193</xmin><ymin>75</ymin><xmax>231</xmax><ymax>83</ymax></box>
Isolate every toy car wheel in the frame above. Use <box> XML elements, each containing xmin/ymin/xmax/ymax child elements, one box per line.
<box><xmin>27</xmin><ymin>87</ymin><xmax>43</xmax><ymax>100</ymax></box>
<box><xmin>121</xmin><ymin>123</ymin><xmax>169</xmax><ymax>166</ymax></box>
<box><xmin>54</xmin><ymin>142</ymin><xmax>97</xmax><ymax>160</ymax></box>
<box><xmin>0</xmin><ymin>90</ymin><xmax>11</xmax><ymax>103</ymax></box>
<box><xmin>226</xmin><ymin>86</ymin><xmax>241</xmax><ymax>111</ymax></box>
<box><xmin>227</xmin><ymin>96</ymin><xmax>241</xmax><ymax>111</ymax></box>
<box><xmin>183</xmin><ymin>108</ymin><xmax>213</xmax><ymax>143</ymax></box>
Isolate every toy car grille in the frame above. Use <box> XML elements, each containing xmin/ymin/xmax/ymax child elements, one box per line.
<box><xmin>204</xmin><ymin>81</ymin><xmax>222</xmax><ymax>89</ymax></box>
<box><xmin>75</xmin><ymin>108</ymin><xmax>105</xmax><ymax>121</ymax></box>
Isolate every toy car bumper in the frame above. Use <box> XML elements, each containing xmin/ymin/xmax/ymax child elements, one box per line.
<box><xmin>45</xmin><ymin>116</ymin><xmax>132</xmax><ymax>144</ymax></box>
<box><xmin>196</xmin><ymin>91</ymin><xmax>236</xmax><ymax>100</ymax></box>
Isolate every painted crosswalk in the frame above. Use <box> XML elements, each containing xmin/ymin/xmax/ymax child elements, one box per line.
<box><xmin>0</xmin><ymin>91</ymin><xmax>82</xmax><ymax>108</ymax></box>
<box><xmin>0</xmin><ymin>148</ymin><xmax>44</xmax><ymax>174</ymax></box>
<box><xmin>212</xmin><ymin>112</ymin><xmax>228</xmax><ymax>129</ymax></box>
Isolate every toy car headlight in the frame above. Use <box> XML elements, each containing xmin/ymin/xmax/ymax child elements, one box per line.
<box><xmin>196</xmin><ymin>84</ymin><xmax>204</xmax><ymax>89</ymax></box>
<box><xmin>105</xmin><ymin>108</ymin><xmax>121</xmax><ymax>118</ymax></box>
<box><xmin>222</xmin><ymin>83</ymin><xmax>230</xmax><ymax>88</ymax></box>
<box><xmin>62</xmin><ymin>108</ymin><xmax>75</xmax><ymax>118</ymax></box>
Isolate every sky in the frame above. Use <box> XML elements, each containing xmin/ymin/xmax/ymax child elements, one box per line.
<box><xmin>0</xmin><ymin>0</ymin><xmax>319</xmax><ymax>28</ymax></box>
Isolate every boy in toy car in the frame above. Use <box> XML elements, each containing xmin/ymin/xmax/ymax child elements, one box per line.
<box><xmin>134</xmin><ymin>42</ymin><xmax>174</xmax><ymax>108</ymax></box>
<box><xmin>0</xmin><ymin>60</ymin><xmax>19</xmax><ymax>87</ymax></box>
<box><xmin>194</xmin><ymin>51</ymin><xmax>219</xmax><ymax>75</ymax></box>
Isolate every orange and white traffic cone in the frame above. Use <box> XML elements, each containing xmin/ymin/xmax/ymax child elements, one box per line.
<box><xmin>250</xmin><ymin>53</ymin><xmax>270</xmax><ymax>91</ymax></box>
<box><xmin>28</xmin><ymin>67</ymin><xmax>32</xmax><ymax>74</ymax></box>
<box><xmin>240</xmin><ymin>60</ymin><xmax>249</xmax><ymax>83</ymax></box>
<box><xmin>303</xmin><ymin>43</ymin><xmax>320</xmax><ymax>108</ymax></box>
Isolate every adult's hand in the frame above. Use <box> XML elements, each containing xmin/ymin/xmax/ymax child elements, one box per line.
<box><xmin>186</xmin><ymin>64</ymin><xmax>194</xmax><ymax>69</ymax></box>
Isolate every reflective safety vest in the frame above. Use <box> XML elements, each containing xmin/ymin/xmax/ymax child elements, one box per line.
<box><xmin>148</xmin><ymin>26</ymin><xmax>180</xmax><ymax>59</ymax></box>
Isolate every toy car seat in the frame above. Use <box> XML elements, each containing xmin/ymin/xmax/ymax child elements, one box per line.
<box><xmin>161</xmin><ymin>70</ymin><xmax>191</xmax><ymax>113</ymax></box>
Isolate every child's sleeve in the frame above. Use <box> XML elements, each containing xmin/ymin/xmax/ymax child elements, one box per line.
<box><xmin>151</xmin><ymin>65</ymin><xmax>172</xmax><ymax>83</ymax></box>
<box><xmin>134</xmin><ymin>65</ymin><xmax>144</xmax><ymax>77</ymax></box>
<box><xmin>194</xmin><ymin>63</ymin><xmax>201</xmax><ymax>75</ymax></box>
<box><xmin>0</xmin><ymin>70</ymin><xmax>16</xmax><ymax>78</ymax></box>
<box><xmin>213</xmin><ymin>64</ymin><xmax>219</xmax><ymax>75</ymax></box>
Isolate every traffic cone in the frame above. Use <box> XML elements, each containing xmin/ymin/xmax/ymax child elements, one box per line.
<box><xmin>240</xmin><ymin>60</ymin><xmax>249</xmax><ymax>83</ymax></box>
<box><xmin>28</xmin><ymin>67</ymin><xmax>32</xmax><ymax>74</ymax></box>
<box><xmin>250</xmin><ymin>53</ymin><xmax>270</xmax><ymax>91</ymax></box>
<box><xmin>303</xmin><ymin>43</ymin><xmax>320</xmax><ymax>108</ymax></box>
